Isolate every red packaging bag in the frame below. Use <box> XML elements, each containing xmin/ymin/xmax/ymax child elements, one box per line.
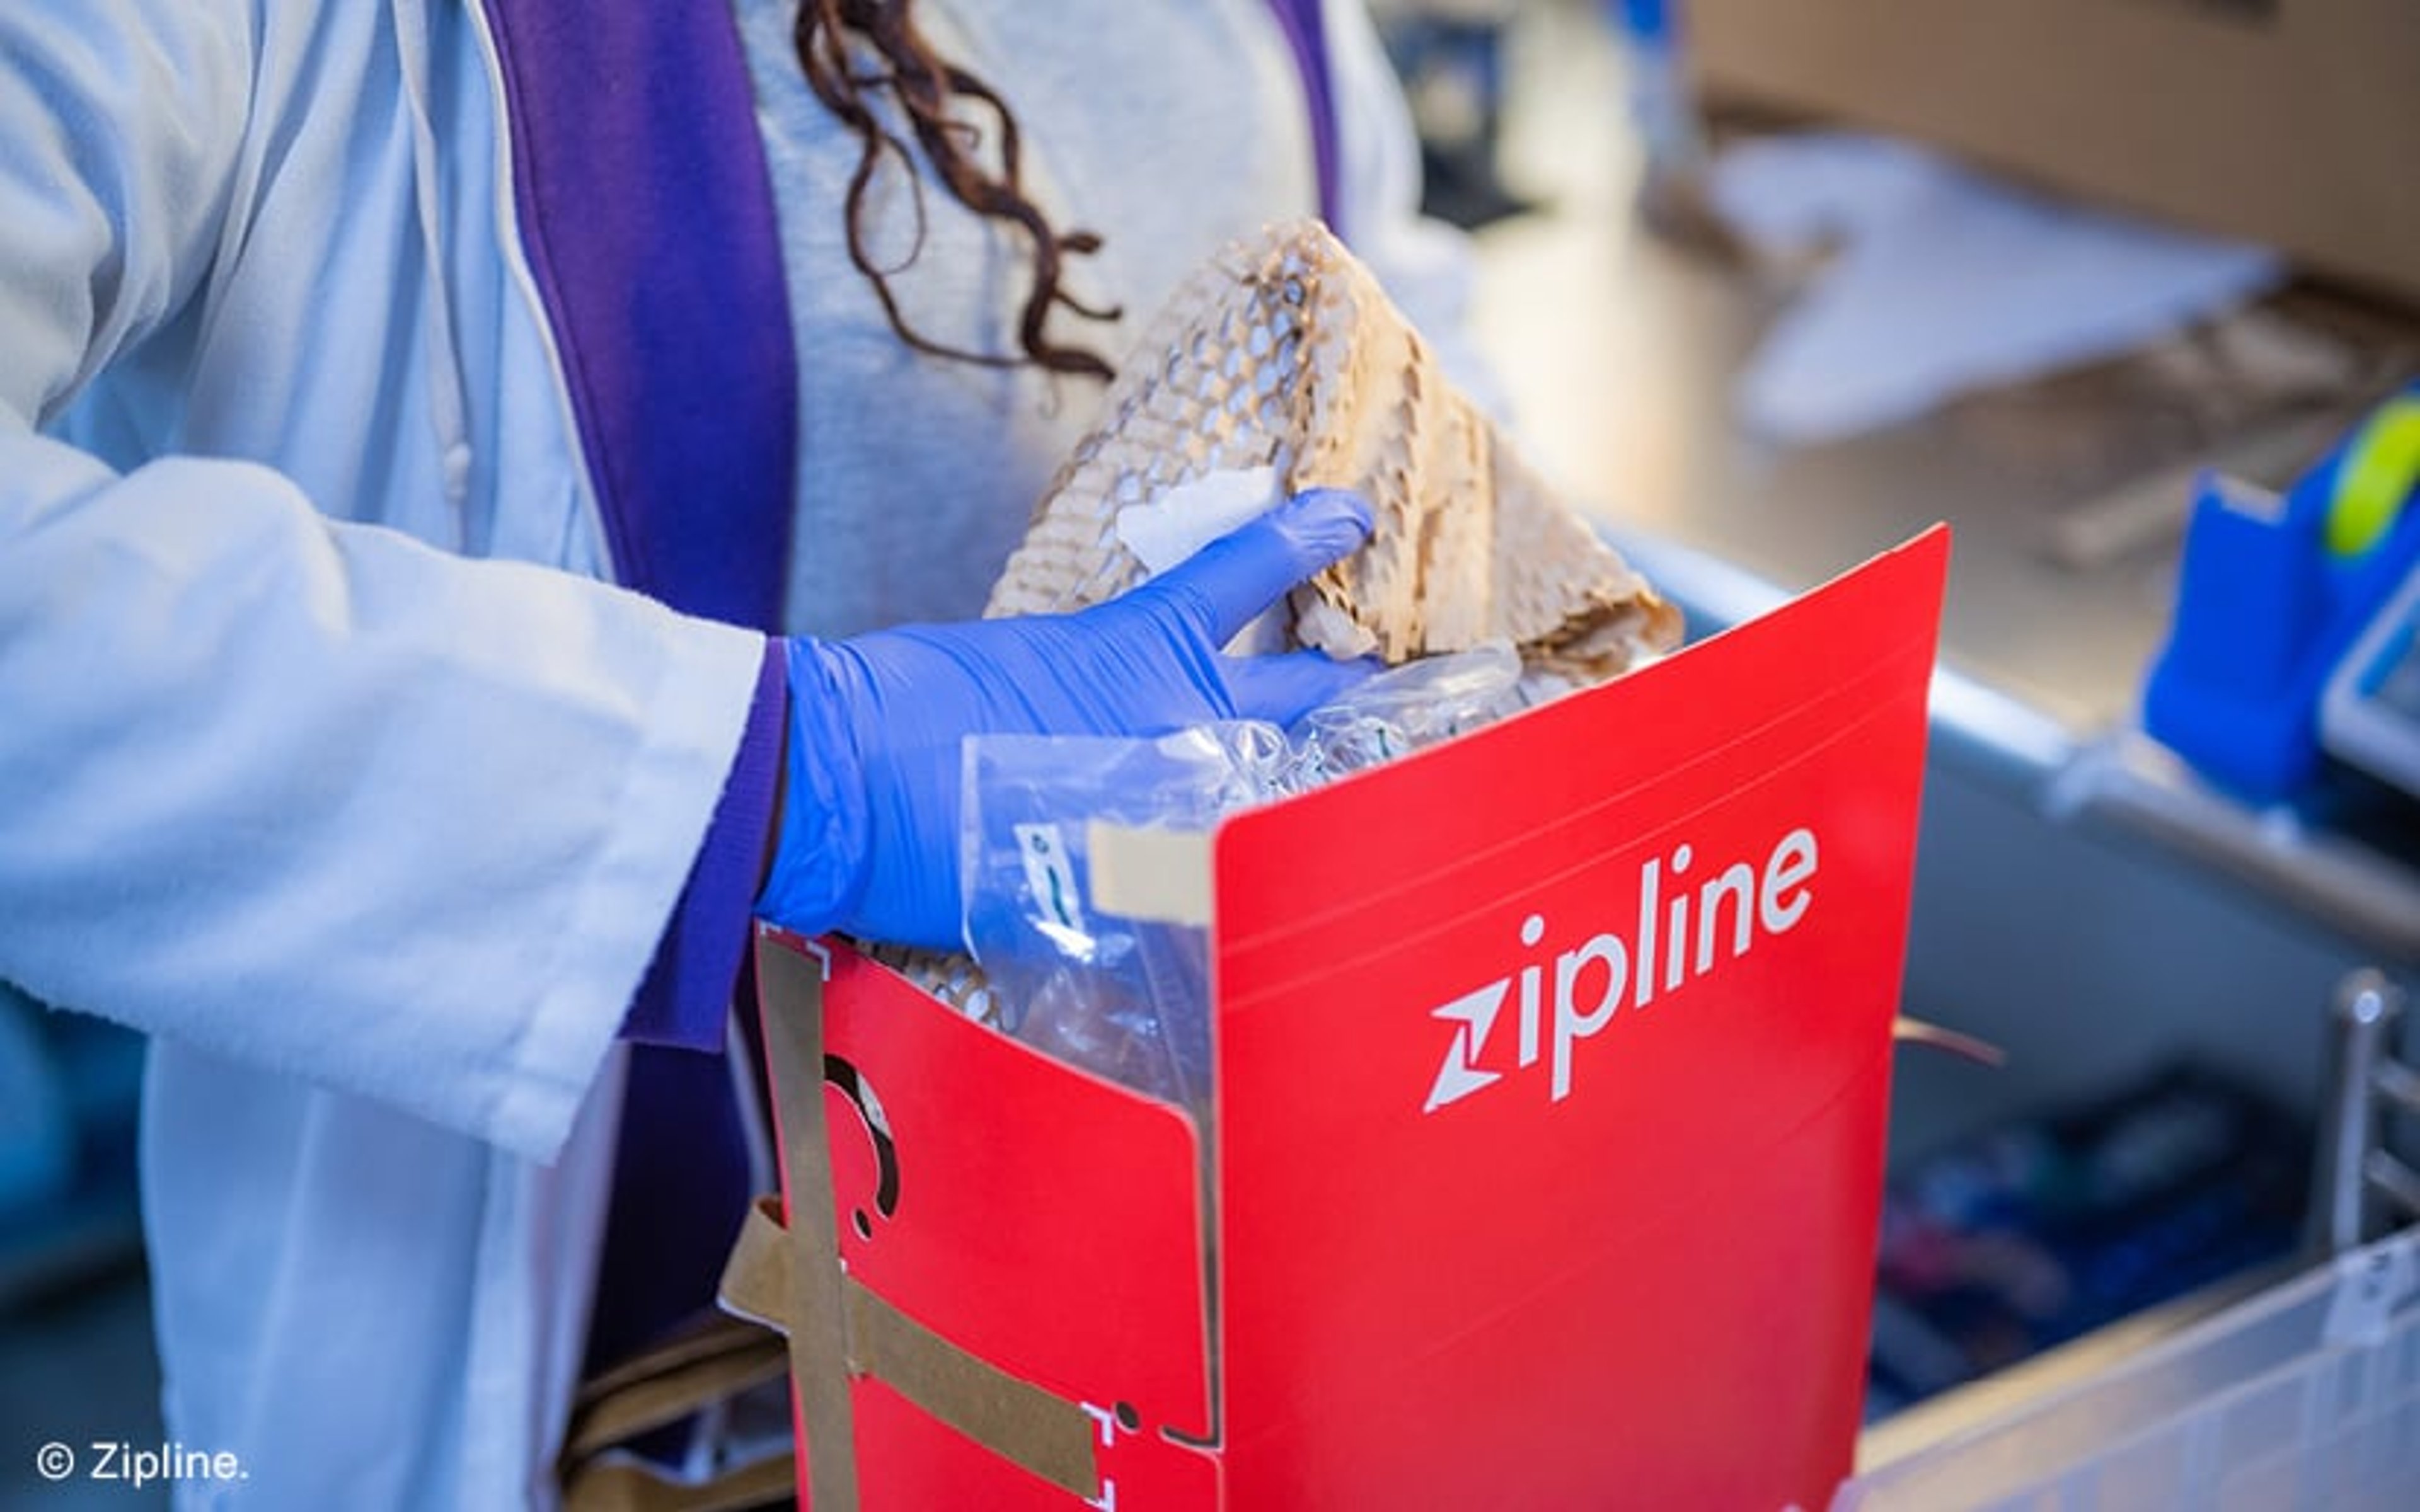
<box><xmin>737</xmin><ymin>528</ymin><xmax>1950</xmax><ymax>1510</ymax></box>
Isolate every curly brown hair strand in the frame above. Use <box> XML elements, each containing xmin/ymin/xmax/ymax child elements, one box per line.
<box><xmin>792</xmin><ymin>0</ymin><xmax>1122</xmax><ymax>379</ymax></box>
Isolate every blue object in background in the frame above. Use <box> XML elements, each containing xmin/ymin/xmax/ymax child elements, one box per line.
<box><xmin>1869</xmin><ymin>1062</ymin><xmax>2307</xmax><ymax>1411</ymax></box>
<box><xmin>1613</xmin><ymin>0</ymin><xmax>1676</xmax><ymax>49</ymax></box>
<box><xmin>0</xmin><ymin>982</ymin><xmax>146</xmax><ymax>1311</ymax></box>
<box><xmin>2143</xmin><ymin>385</ymin><xmax>2420</xmax><ymax>801</ymax></box>
<box><xmin>0</xmin><ymin>991</ymin><xmax>72</xmax><ymax>1223</ymax></box>
<box><xmin>1609</xmin><ymin>0</ymin><xmax>1699</xmax><ymax>176</ymax></box>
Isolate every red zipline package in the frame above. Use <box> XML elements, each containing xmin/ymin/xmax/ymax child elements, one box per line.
<box><xmin>749</xmin><ymin>529</ymin><xmax>1949</xmax><ymax>1511</ymax></box>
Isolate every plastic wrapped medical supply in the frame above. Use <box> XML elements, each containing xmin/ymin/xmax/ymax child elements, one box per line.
<box><xmin>961</xmin><ymin>723</ymin><xmax>1291</xmax><ymax>1121</ymax></box>
<box><xmin>1289</xmin><ymin>639</ymin><xmax>1526</xmax><ymax>782</ymax></box>
<box><xmin>960</xmin><ymin>644</ymin><xmax>1533</xmax><ymax>1108</ymax></box>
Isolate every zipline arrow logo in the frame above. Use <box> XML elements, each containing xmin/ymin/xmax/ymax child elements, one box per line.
<box><xmin>1423</xmin><ymin>981</ymin><xmax>1507</xmax><ymax>1113</ymax></box>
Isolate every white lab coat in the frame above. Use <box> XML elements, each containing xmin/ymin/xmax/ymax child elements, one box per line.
<box><xmin>1</xmin><ymin>1</ymin><xmax>759</xmax><ymax>1504</ymax></box>
<box><xmin>0</xmin><ymin>0</ymin><xmax>1471</xmax><ymax>1505</ymax></box>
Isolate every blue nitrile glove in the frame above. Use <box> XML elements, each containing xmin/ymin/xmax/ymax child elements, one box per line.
<box><xmin>758</xmin><ymin>488</ymin><xmax>1377</xmax><ymax>951</ymax></box>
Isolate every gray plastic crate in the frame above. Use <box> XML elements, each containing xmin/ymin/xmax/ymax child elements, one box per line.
<box><xmin>1833</xmin><ymin>1230</ymin><xmax>2420</xmax><ymax>1511</ymax></box>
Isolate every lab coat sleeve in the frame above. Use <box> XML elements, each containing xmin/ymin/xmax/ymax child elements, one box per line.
<box><xmin>0</xmin><ymin>0</ymin><xmax>768</xmax><ymax>1162</ymax></box>
<box><xmin>1320</xmin><ymin>0</ymin><xmax>1509</xmax><ymax>417</ymax></box>
<box><xmin>622</xmin><ymin>648</ymin><xmax>786</xmax><ymax>1053</ymax></box>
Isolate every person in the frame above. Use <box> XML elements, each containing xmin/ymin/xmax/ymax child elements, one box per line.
<box><xmin>0</xmin><ymin>0</ymin><xmax>1486</xmax><ymax>1503</ymax></box>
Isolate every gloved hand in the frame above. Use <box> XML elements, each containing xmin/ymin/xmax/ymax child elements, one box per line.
<box><xmin>758</xmin><ymin>487</ymin><xmax>1377</xmax><ymax>951</ymax></box>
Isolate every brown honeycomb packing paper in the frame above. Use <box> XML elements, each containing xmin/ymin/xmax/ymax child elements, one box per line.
<box><xmin>987</xmin><ymin>220</ymin><xmax>1681</xmax><ymax>679</ymax></box>
<box><xmin>877</xmin><ymin>224</ymin><xmax>1682</xmax><ymax>1011</ymax></box>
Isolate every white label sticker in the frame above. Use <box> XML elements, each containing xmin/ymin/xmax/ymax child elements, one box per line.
<box><xmin>1014</xmin><ymin>823</ymin><xmax>1084</xmax><ymax>933</ymax></box>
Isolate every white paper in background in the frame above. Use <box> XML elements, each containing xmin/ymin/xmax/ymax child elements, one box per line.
<box><xmin>1707</xmin><ymin>132</ymin><xmax>2286</xmax><ymax>445</ymax></box>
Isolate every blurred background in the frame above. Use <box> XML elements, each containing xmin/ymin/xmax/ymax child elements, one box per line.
<box><xmin>6</xmin><ymin>0</ymin><xmax>2416</xmax><ymax>1503</ymax></box>
<box><xmin>1</xmin><ymin>985</ymin><xmax>153</xmax><ymax>1509</ymax></box>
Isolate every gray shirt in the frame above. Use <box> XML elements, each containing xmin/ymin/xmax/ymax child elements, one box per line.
<box><xmin>735</xmin><ymin>0</ymin><xmax>1485</xmax><ymax>637</ymax></box>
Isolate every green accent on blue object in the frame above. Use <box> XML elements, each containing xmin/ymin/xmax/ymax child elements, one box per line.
<box><xmin>2324</xmin><ymin>394</ymin><xmax>2420</xmax><ymax>559</ymax></box>
<box><xmin>2143</xmin><ymin>385</ymin><xmax>2420</xmax><ymax>799</ymax></box>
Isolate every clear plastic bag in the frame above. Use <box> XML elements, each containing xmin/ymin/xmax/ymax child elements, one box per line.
<box><xmin>1285</xmin><ymin>639</ymin><xmax>1528</xmax><ymax>783</ymax></box>
<box><xmin>960</xmin><ymin>723</ymin><xmax>1289</xmax><ymax>1121</ymax></box>
<box><xmin>959</xmin><ymin>645</ymin><xmax>1536</xmax><ymax>1113</ymax></box>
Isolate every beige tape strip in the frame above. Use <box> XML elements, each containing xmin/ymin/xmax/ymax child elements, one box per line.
<box><xmin>720</xmin><ymin>1179</ymin><xmax>1103</xmax><ymax>1500</ymax></box>
<box><xmin>1086</xmin><ymin>820</ymin><xmax>1213</xmax><ymax>926</ymax></box>
<box><xmin>843</xmin><ymin>1280</ymin><xmax>1102</xmax><ymax>1501</ymax></box>
<box><xmin>747</xmin><ymin>932</ymin><xmax>1106</xmax><ymax>1506</ymax></box>
<box><xmin>754</xmin><ymin>932</ymin><xmax>863</xmax><ymax>1508</ymax></box>
<box><xmin>717</xmin><ymin>1196</ymin><xmax>792</xmax><ymax>1332</ymax></box>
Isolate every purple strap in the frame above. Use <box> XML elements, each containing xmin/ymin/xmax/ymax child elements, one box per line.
<box><xmin>483</xmin><ymin>0</ymin><xmax>798</xmax><ymax>631</ymax></box>
<box><xmin>1264</xmin><ymin>0</ymin><xmax>1342</xmax><ymax>227</ymax></box>
<box><xmin>482</xmin><ymin>0</ymin><xmax>794</xmax><ymax>1373</ymax></box>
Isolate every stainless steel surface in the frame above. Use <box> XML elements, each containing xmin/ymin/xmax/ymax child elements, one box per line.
<box><xmin>2366</xmin><ymin>1146</ymin><xmax>2420</xmax><ymax>1228</ymax></box>
<box><xmin>2317</xmin><ymin>970</ymin><xmax>2407</xmax><ymax>1254</ymax></box>
<box><xmin>2049</xmin><ymin>736</ymin><xmax>2420</xmax><ymax>961</ymax></box>
<box><xmin>2378</xmin><ymin>1057</ymin><xmax>2420</xmax><ymax>1118</ymax></box>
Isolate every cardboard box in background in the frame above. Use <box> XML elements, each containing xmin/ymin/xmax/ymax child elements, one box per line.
<box><xmin>745</xmin><ymin>531</ymin><xmax>1951</xmax><ymax>1509</ymax></box>
<box><xmin>1684</xmin><ymin>0</ymin><xmax>2420</xmax><ymax>307</ymax></box>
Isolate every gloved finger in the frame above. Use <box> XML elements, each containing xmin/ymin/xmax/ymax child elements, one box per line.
<box><xmin>1223</xmin><ymin>648</ymin><xmax>1383</xmax><ymax>727</ymax></box>
<box><xmin>1144</xmin><ymin>487</ymin><xmax>1374</xmax><ymax>648</ymax></box>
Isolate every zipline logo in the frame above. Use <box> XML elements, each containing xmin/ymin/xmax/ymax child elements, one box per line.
<box><xmin>1422</xmin><ymin>827</ymin><xmax>1820</xmax><ymax>1114</ymax></box>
